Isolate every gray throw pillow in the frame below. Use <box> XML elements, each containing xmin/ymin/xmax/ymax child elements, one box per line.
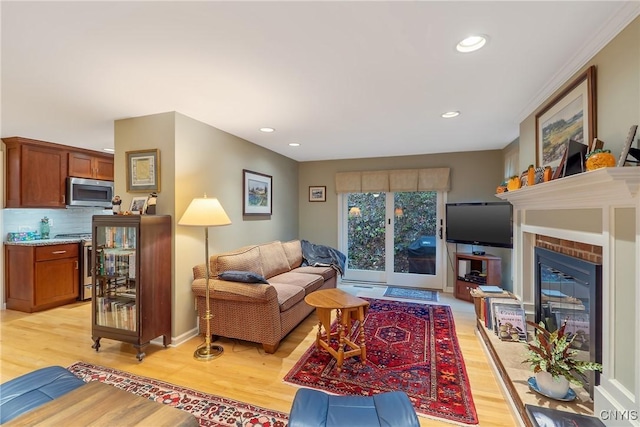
<box><xmin>219</xmin><ymin>270</ymin><xmax>269</xmax><ymax>284</ymax></box>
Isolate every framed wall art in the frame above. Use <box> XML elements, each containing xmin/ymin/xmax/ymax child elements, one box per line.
<box><xmin>309</xmin><ymin>186</ymin><xmax>326</xmax><ymax>202</ymax></box>
<box><xmin>126</xmin><ymin>149</ymin><xmax>160</xmax><ymax>192</ymax></box>
<box><xmin>243</xmin><ymin>169</ymin><xmax>272</xmax><ymax>216</ymax></box>
<box><xmin>536</xmin><ymin>66</ymin><xmax>596</xmax><ymax>169</ymax></box>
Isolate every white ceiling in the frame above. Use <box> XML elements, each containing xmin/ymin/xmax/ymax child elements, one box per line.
<box><xmin>2</xmin><ymin>1</ymin><xmax>639</xmax><ymax>162</ymax></box>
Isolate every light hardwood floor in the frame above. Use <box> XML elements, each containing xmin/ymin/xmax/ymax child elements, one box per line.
<box><xmin>0</xmin><ymin>288</ymin><xmax>518</xmax><ymax>426</ymax></box>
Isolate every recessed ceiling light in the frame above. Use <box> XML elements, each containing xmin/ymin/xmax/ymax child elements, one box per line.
<box><xmin>441</xmin><ymin>111</ymin><xmax>460</xmax><ymax>118</ymax></box>
<box><xmin>103</xmin><ymin>148</ymin><xmax>114</xmax><ymax>153</ymax></box>
<box><xmin>456</xmin><ymin>35</ymin><xmax>487</xmax><ymax>53</ymax></box>
<box><xmin>289</xmin><ymin>143</ymin><xmax>300</xmax><ymax>147</ymax></box>
<box><xmin>260</xmin><ymin>127</ymin><xmax>275</xmax><ymax>133</ymax></box>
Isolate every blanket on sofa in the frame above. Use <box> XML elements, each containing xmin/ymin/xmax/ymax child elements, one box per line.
<box><xmin>301</xmin><ymin>240</ymin><xmax>346</xmax><ymax>276</ymax></box>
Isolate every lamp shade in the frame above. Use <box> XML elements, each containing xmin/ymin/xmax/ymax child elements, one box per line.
<box><xmin>178</xmin><ymin>197</ymin><xmax>232</xmax><ymax>227</ymax></box>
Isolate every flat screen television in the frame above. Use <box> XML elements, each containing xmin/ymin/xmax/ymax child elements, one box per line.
<box><xmin>445</xmin><ymin>202</ymin><xmax>513</xmax><ymax>248</ymax></box>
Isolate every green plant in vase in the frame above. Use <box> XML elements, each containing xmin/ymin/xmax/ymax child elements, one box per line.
<box><xmin>523</xmin><ymin>320</ymin><xmax>602</xmax><ymax>399</ymax></box>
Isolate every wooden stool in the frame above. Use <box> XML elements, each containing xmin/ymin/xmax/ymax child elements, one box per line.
<box><xmin>305</xmin><ymin>288</ymin><xmax>369</xmax><ymax>372</ymax></box>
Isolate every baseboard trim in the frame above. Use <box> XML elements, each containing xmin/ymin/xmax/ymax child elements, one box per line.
<box><xmin>151</xmin><ymin>326</ymin><xmax>199</xmax><ymax>348</ymax></box>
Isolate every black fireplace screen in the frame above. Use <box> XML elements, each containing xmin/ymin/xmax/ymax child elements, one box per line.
<box><xmin>535</xmin><ymin>247</ymin><xmax>602</xmax><ymax>397</ymax></box>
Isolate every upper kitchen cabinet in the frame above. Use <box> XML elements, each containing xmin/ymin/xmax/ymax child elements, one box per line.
<box><xmin>68</xmin><ymin>151</ymin><xmax>114</xmax><ymax>181</ymax></box>
<box><xmin>2</xmin><ymin>137</ymin><xmax>115</xmax><ymax>208</ymax></box>
<box><xmin>3</xmin><ymin>137</ymin><xmax>68</xmax><ymax>208</ymax></box>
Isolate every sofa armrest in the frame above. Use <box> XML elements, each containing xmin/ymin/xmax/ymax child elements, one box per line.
<box><xmin>193</xmin><ymin>263</ymin><xmax>206</xmax><ymax>280</ymax></box>
<box><xmin>191</xmin><ymin>278</ymin><xmax>277</xmax><ymax>303</ymax></box>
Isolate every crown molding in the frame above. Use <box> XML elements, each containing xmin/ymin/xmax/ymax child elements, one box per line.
<box><xmin>517</xmin><ymin>2</ymin><xmax>640</xmax><ymax>124</ymax></box>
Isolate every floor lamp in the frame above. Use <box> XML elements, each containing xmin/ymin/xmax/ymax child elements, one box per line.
<box><xmin>179</xmin><ymin>195</ymin><xmax>231</xmax><ymax>360</ymax></box>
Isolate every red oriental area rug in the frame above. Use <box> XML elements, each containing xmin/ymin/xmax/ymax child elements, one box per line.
<box><xmin>67</xmin><ymin>362</ymin><xmax>288</xmax><ymax>427</ymax></box>
<box><xmin>284</xmin><ymin>298</ymin><xmax>478</xmax><ymax>426</ymax></box>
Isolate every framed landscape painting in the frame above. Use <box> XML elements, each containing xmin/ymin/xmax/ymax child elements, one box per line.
<box><xmin>536</xmin><ymin>66</ymin><xmax>596</xmax><ymax>169</ymax></box>
<box><xmin>243</xmin><ymin>169</ymin><xmax>272</xmax><ymax>216</ymax></box>
<box><xmin>309</xmin><ymin>186</ymin><xmax>326</xmax><ymax>202</ymax></box>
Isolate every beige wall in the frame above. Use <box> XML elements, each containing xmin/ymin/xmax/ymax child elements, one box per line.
<box><xmin>518</xmin><ymin>16</ymin><xmax>640</xmax><ymax>170</ymax></box>
<box><xmin>298</xmin><ymin>150</ymin><xmax>504</xmax><ymax>248</ymax></box>
<box><xmin>115</xmin><ymin>112</ymin><xmax>299</xmax><ymax>338</ymax></box>
<box><xmin>297</xmin><ymin>150</ymin><xmax>509</xmax><ymax>290</ymax></box>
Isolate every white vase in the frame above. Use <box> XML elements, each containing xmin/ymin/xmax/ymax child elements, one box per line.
<box><xmin>535</xmin><ymin>371</ymin><xmax>570</xmax><ymax>399</ymax></box>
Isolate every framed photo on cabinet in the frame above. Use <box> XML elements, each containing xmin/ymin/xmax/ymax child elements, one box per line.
<box><xmin>129</xmin><ymin>196</ymin><xmax>148</xmax><ymax>214</ymax></box>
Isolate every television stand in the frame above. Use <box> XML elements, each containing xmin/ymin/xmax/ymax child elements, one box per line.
<box><xmin>454</xmin><ymin>252</ymin><xmax>502</xmax><ymax>302</ymax></box>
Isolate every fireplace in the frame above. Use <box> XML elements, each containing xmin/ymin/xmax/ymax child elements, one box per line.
<box><xmin>534</xmin><ymin>246</ymin><xmax>602</xmax><ymax>397</ymax></box>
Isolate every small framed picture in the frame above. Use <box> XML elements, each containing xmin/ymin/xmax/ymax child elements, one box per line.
<box><xmin>309</xmin><ymin>186</ymin><xmax>326</xmax><ymax>202</ymax></box>
<box><xmin>129</xmin><ymin>196</ymin><xmax>148</xmax><ymax>214</ymax></box>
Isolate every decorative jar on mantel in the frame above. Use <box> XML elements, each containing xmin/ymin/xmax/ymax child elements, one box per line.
<box><xmin>585</xmin><ymin>149</ymin><xmax>616</xmax><ymax>171</ymax></box>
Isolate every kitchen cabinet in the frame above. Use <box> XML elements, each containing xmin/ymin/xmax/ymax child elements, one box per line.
<box><xmin>68</xmin><ymin>151</ymin><xmax>114</xmax><ymax>180</ymax></box>
<box><xmin>5</xmin><ymin>243</ymin><xmax>80</xmax><ymax>313</ymax></box>
<box><xmin>3</xmin><ymin>137</ymin><xmax>68</xmax><ymax>208</ymax></box>
<box><xmin>2</xmin><ymin>136</ymin><xmax>114</xmax><ymax>208</ymax></box>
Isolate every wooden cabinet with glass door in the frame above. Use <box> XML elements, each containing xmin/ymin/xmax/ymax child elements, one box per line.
<box><xmin>91</xmin><ymin>215</ymin><xmax>171</xmax><ymax>361</ymax></box>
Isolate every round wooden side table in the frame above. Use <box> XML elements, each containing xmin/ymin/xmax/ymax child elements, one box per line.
<box><xmin>304</xmin><ymin>288</ymin><xmax>369</xmax><ymax>372</ymax></box>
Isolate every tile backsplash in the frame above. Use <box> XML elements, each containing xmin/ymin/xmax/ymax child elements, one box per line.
<box><xmin>3</xmin><ymin>207</ymin><xmax>112</xmax><ymax>238</ymax></box>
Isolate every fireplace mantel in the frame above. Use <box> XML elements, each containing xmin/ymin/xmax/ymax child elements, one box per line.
<box><xmin>496</xmin><ymin>167</ymin><xmax>640</xmax><ymax>209</ymax></box>
<box><xmin>495</xmin><ymin>166</ymin><xmax>640</xmax><ymax>426</ymax></box>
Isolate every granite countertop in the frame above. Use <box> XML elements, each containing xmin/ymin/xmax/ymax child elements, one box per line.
<box><xmin>4</xmin><ymin>238</ymin><xmax>84</xmax><ymax>246</ymax></box>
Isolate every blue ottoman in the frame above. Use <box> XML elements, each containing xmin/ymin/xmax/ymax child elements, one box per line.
<box><xmin>289</xmin><ymin>388</ymin><xmax>420</xmax><ymax>427</ymax></box>
<box><xmin>0</xmin><ymin>366</ymin><xmax>85</xmax><ymax>424</ymax></box>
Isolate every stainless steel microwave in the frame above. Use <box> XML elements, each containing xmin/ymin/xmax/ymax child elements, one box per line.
<box><xmin>67</xmin><ymin>177</ymin><xmax>114</xmax><ymax>207</ymax></box>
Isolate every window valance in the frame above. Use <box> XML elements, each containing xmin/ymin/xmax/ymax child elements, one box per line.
<box><xmin>335</xmin><ymin>168</ymin><xmax>450</xmax><ymax>193</ymax></box>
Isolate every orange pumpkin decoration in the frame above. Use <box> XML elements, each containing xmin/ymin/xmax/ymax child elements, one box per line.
<box><xmin>543</xmin><ymin>166</ymin><xmax>553</xmax><ymax>182</ymax></box>
<box><xmin>507</xmin><ymin>176</ymin><xmax>521</xmax><ymax>191</ymax></box>
<box><xmin>585</xmin><ymin>149</ymin><xmax>616</xmax><ymax>171</ymax></box>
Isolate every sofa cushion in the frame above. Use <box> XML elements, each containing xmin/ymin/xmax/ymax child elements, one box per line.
<box><xmin>269</xmin><ymin>271</ymin><xmax>325</xmax><ymax>295</ymax></box>
<box><xmin>282</xmin><ymin>240</ymin><xmax>303</xmax><ymax>269</ymax></box>
<box><xmin>270</xmin><ymin>283</ymin><xmax>306</xmax><ymax>312</ymax></box>
<box><xmin>212</xmin><ymin>245</ymin><xmax>263</xmax><ymax>278</ymax></box>
<box><xmin>292</xmin><ymin>265</ymin><xmax>336</xmax><ymax>281</ymax></box>
<box><xmin>259</xmin><ymin>241</ymin><xmax>291</xmax><ymax>279</ymax></box>
<box><xmin>219</xmin><ymin>270</ymin><xmax>269</xmax><ymax>284</ymax></box>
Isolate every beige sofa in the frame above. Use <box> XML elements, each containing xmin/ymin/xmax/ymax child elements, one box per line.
<box><xmin>191</xmin><ymin>240</ymin><xmax>337</xmax><ymax>353</ymax></box>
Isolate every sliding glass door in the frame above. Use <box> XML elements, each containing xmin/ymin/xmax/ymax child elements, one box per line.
<box><xmin>339</xmin><ymin>191</ymin><xmax>445</xmax><ymax>289</ymax></box>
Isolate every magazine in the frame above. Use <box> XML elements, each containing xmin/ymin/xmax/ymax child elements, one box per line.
<box><xmin>493</xmin><ymin>305</ymin><xmax>527</xmax><ymax>342</ymax></box>
<box><xmin>486</xmin><ymin>297</ymin><xmax>521</xmax><ymax>330</ymax></box>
